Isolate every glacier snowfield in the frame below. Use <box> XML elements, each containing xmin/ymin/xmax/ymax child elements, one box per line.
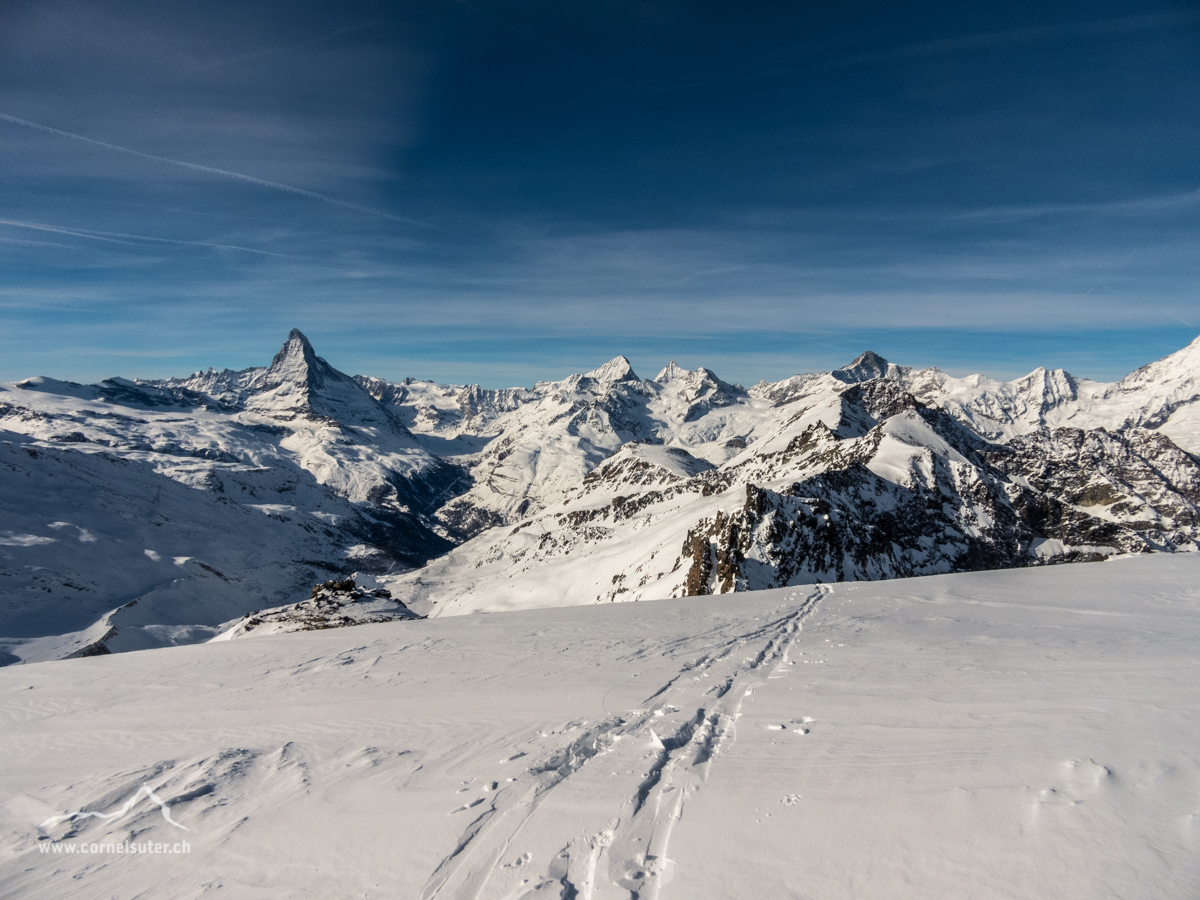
<box><xmin>2</xmin><ymin>553</ymin><xmax>1198</xmax><ymax>898</ymax></box>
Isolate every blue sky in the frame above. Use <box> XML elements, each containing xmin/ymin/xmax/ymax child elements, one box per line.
<box><xmin>1</xmin><ymin>0</ymin><xmax>1198</xmax><ymax>386</ymax></box>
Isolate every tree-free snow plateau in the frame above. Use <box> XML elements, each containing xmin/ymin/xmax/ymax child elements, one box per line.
<box><xmin>1</xmin><ymin>554</ymin><xmax>1197</xmax><ymax>898</ymax></box>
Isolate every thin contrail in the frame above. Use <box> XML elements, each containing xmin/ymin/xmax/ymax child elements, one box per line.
<box><xmin>0</xmin><ymin>235</ymin><xmax>74</xmax><ymax>249</ymax></box>
<box><xmin>0</xmin><ymin>217</ymin><xmax>291</xmax><ymax>257</ymax></box>
<box><xmin>0</xmin><ymin>112</ymin><xmax>429</xmax><ymax>228</ymax></box>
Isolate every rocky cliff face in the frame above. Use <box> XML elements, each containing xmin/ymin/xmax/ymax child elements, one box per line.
<box><xmin>384</xmin><ymin>367</ymin><xmax>1200</xmax><ymax>615</ymax></box>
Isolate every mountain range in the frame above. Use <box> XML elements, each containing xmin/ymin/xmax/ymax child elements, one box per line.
<box><xmin>2</xmin><ymin>329</ymin><xmax>1198</xmax><ymax>661</ymax></box>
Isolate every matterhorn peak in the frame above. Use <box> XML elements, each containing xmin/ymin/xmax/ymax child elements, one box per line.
<box><xmin>585</xmin><ymin>356</ymin><xmax>640</xmax><ymax>384</ymax></box>
<box><xmin>269</xmin><ymin>329</ymin><xmax>319</xmax><ymax>372</ymax></box>
<box><xmin>258</xmin><ymin>328</ymin><xmax>344</xmax><ymax>396</ymax></box>
<box><xmin>244</xmin><ymin>329</ymin><xmax>407</xmax><ymax>431</ymax></box>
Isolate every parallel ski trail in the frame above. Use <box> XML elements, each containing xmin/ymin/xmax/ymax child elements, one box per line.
<box><xmin>421</xmin><ymin>586</ymin><xmax>827</xmax><ymax>900</ymax></box>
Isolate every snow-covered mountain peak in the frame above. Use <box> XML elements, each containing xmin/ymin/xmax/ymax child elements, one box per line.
<box><xmin>652</xmin><ymin>362</ymin><xmax>743</xmax><ymax>409</ymax></box>
<box><xmin>154</xmin><ymin>330</ymin><xmax>353</xmax><ymax>414</ymax></box>
<box><xmin>260</xmin><ymin>328</ymin><xmax>332</xmax><ymax>391</ymax></box>
<box><xmin>240</xmin><ymin>330</ymin><xmax>410</xmax><ymax>434</ymax></box>
<box><xmin>1091</xmin><ymin>333</ymin><xmax>1200</xmax><ymax>447</ymax></box>
<box><xmin>584</xmin><ymin>356</ymin><xmax>640</xmax><ymax>384</ymax></box>
<box><xmin>1024</xmin><ymin>365</ymin><xmax>1079</xmax><ymax>395</ymax></box>
<box><xmin>1118</xmin><ymin>333</ymin><xmax>1200</xmax><ymax>390</ymax></box>
<box><xmin>832</xmin><ymin>351</ymin><xmax>909</xmax><ymax>384</ymax></box>
<box><xmin>654</xmin><ymin>360</ymin><xmax>688</xmax><ymax>384</ymax></box>
<box><xmin>652</xmin><ymin>361</ymin><xmax>729</xmax><ymax>392</ymax></box>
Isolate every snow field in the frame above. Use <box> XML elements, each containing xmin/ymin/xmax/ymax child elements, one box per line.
<box><xmin>1</xmin><ymin>553</ymin><xmax>1197</xmax><ymax>898</ymax></box>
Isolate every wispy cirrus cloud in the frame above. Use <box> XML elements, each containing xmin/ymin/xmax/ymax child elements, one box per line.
<box><xmin>945</xmin><ymin>189</ymin><xmax>1200</xmax><ymax>223</ymax></box>
<box><xmin>0</xmin><ymin>1</ymin><xmax>1197</xmax><ymax>386</ymax></box>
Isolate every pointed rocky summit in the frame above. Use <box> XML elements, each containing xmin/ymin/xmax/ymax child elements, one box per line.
<box><xmin>262</xmin><ymin>328</ymin><xmax>336</xmax><ymax>391</ymax></box>
<box><xmin>832</xmin><ymin>351</ymin><xmax>898</xmax><ymax>384</ymax></box>
<box><xmin>654</xmin><ymin>360</ymin><xmax>688</xmax><ymax>384</ymax></box>
<box><xmin>584</xmin><ymin>356</ymin><xmax>640</xmax><ymax>384</ymax></box>
<box><xmin>246</xmin><ymin>329</ymin><xmax>402</xmax><ymax>430</ymax></box>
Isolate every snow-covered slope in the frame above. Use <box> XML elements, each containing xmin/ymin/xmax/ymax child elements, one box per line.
<box><xmin>5</xmin><ymin>331</ymin><xmax>1200</xmax><ymax>658</ymax></box>
<box><xmin>0</xmin><ymin>331</ymin><xmax>463</xmax><ymax>662</ymax></box>
<box><xmin>2</xmin><ymin>554</ymin><xmax>1197</xmax><ymax>898</ymax></box>
<box><xmin>1090</xmin><ymin>335</ymin><xmax>1200</xmax><ymax>450</ymax></box>
<box><xmin>385</xmin><ymin>376</ymin><xmax>1200</xmax><ymax>616</ymax></box>
<box><xmin>840</xmin><ymin>338</ymin><xmax>1200</xmax><ymax>452</ymax></box>
<box><xmin>0</xmin><ymin>429</ymin><xmax>356</xmax><ymax>664</ymax></box>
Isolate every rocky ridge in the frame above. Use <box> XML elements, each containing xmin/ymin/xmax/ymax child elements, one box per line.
<box><xmin>386</xmin><ymin>375</ymin><xmax>1200</xmax><ymax>614</ymax></box>
<box><xmin>212</xmin><ymin>578</ymin><xmax>421</xmax><ymax>640</ymax></box>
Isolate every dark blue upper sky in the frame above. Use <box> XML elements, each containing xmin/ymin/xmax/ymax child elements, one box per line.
<box><xmin>2</xmin><ymin>0</ymin><xmax>1198</xmax><ymax>385</ymax></box>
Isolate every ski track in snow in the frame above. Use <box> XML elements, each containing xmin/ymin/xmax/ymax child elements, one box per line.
<box><xmin>421</xmin><ymin>587</ymin><xmax>827</xmax><ymax>900</ymax></box>
<box><xmin>2</xmin><ymin>556</ymin><xmax>1200</xmax><ymax>898</ymax></box>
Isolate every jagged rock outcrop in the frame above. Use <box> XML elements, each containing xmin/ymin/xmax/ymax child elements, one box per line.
<box><xmin>387</xmin><ymin>356</ymin><xmax>1200</xmax><ymax>614</ymax></box>
<box><xmin>213</xmin><ymin>578</ymin><xmax>422</xmax><ymax>640</ymax></box>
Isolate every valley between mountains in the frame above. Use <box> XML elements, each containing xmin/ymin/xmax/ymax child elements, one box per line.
<box><xmin>2</xmin><ymin>330</ymin><xmax>1199</xmax><ymax>661</ymax></box>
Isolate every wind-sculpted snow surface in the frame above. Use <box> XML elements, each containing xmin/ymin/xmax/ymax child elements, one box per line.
<box><xmin>1</xmin><ymin>555</ymin><xmax>1197</xmax><ymax>897</ymax></box>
